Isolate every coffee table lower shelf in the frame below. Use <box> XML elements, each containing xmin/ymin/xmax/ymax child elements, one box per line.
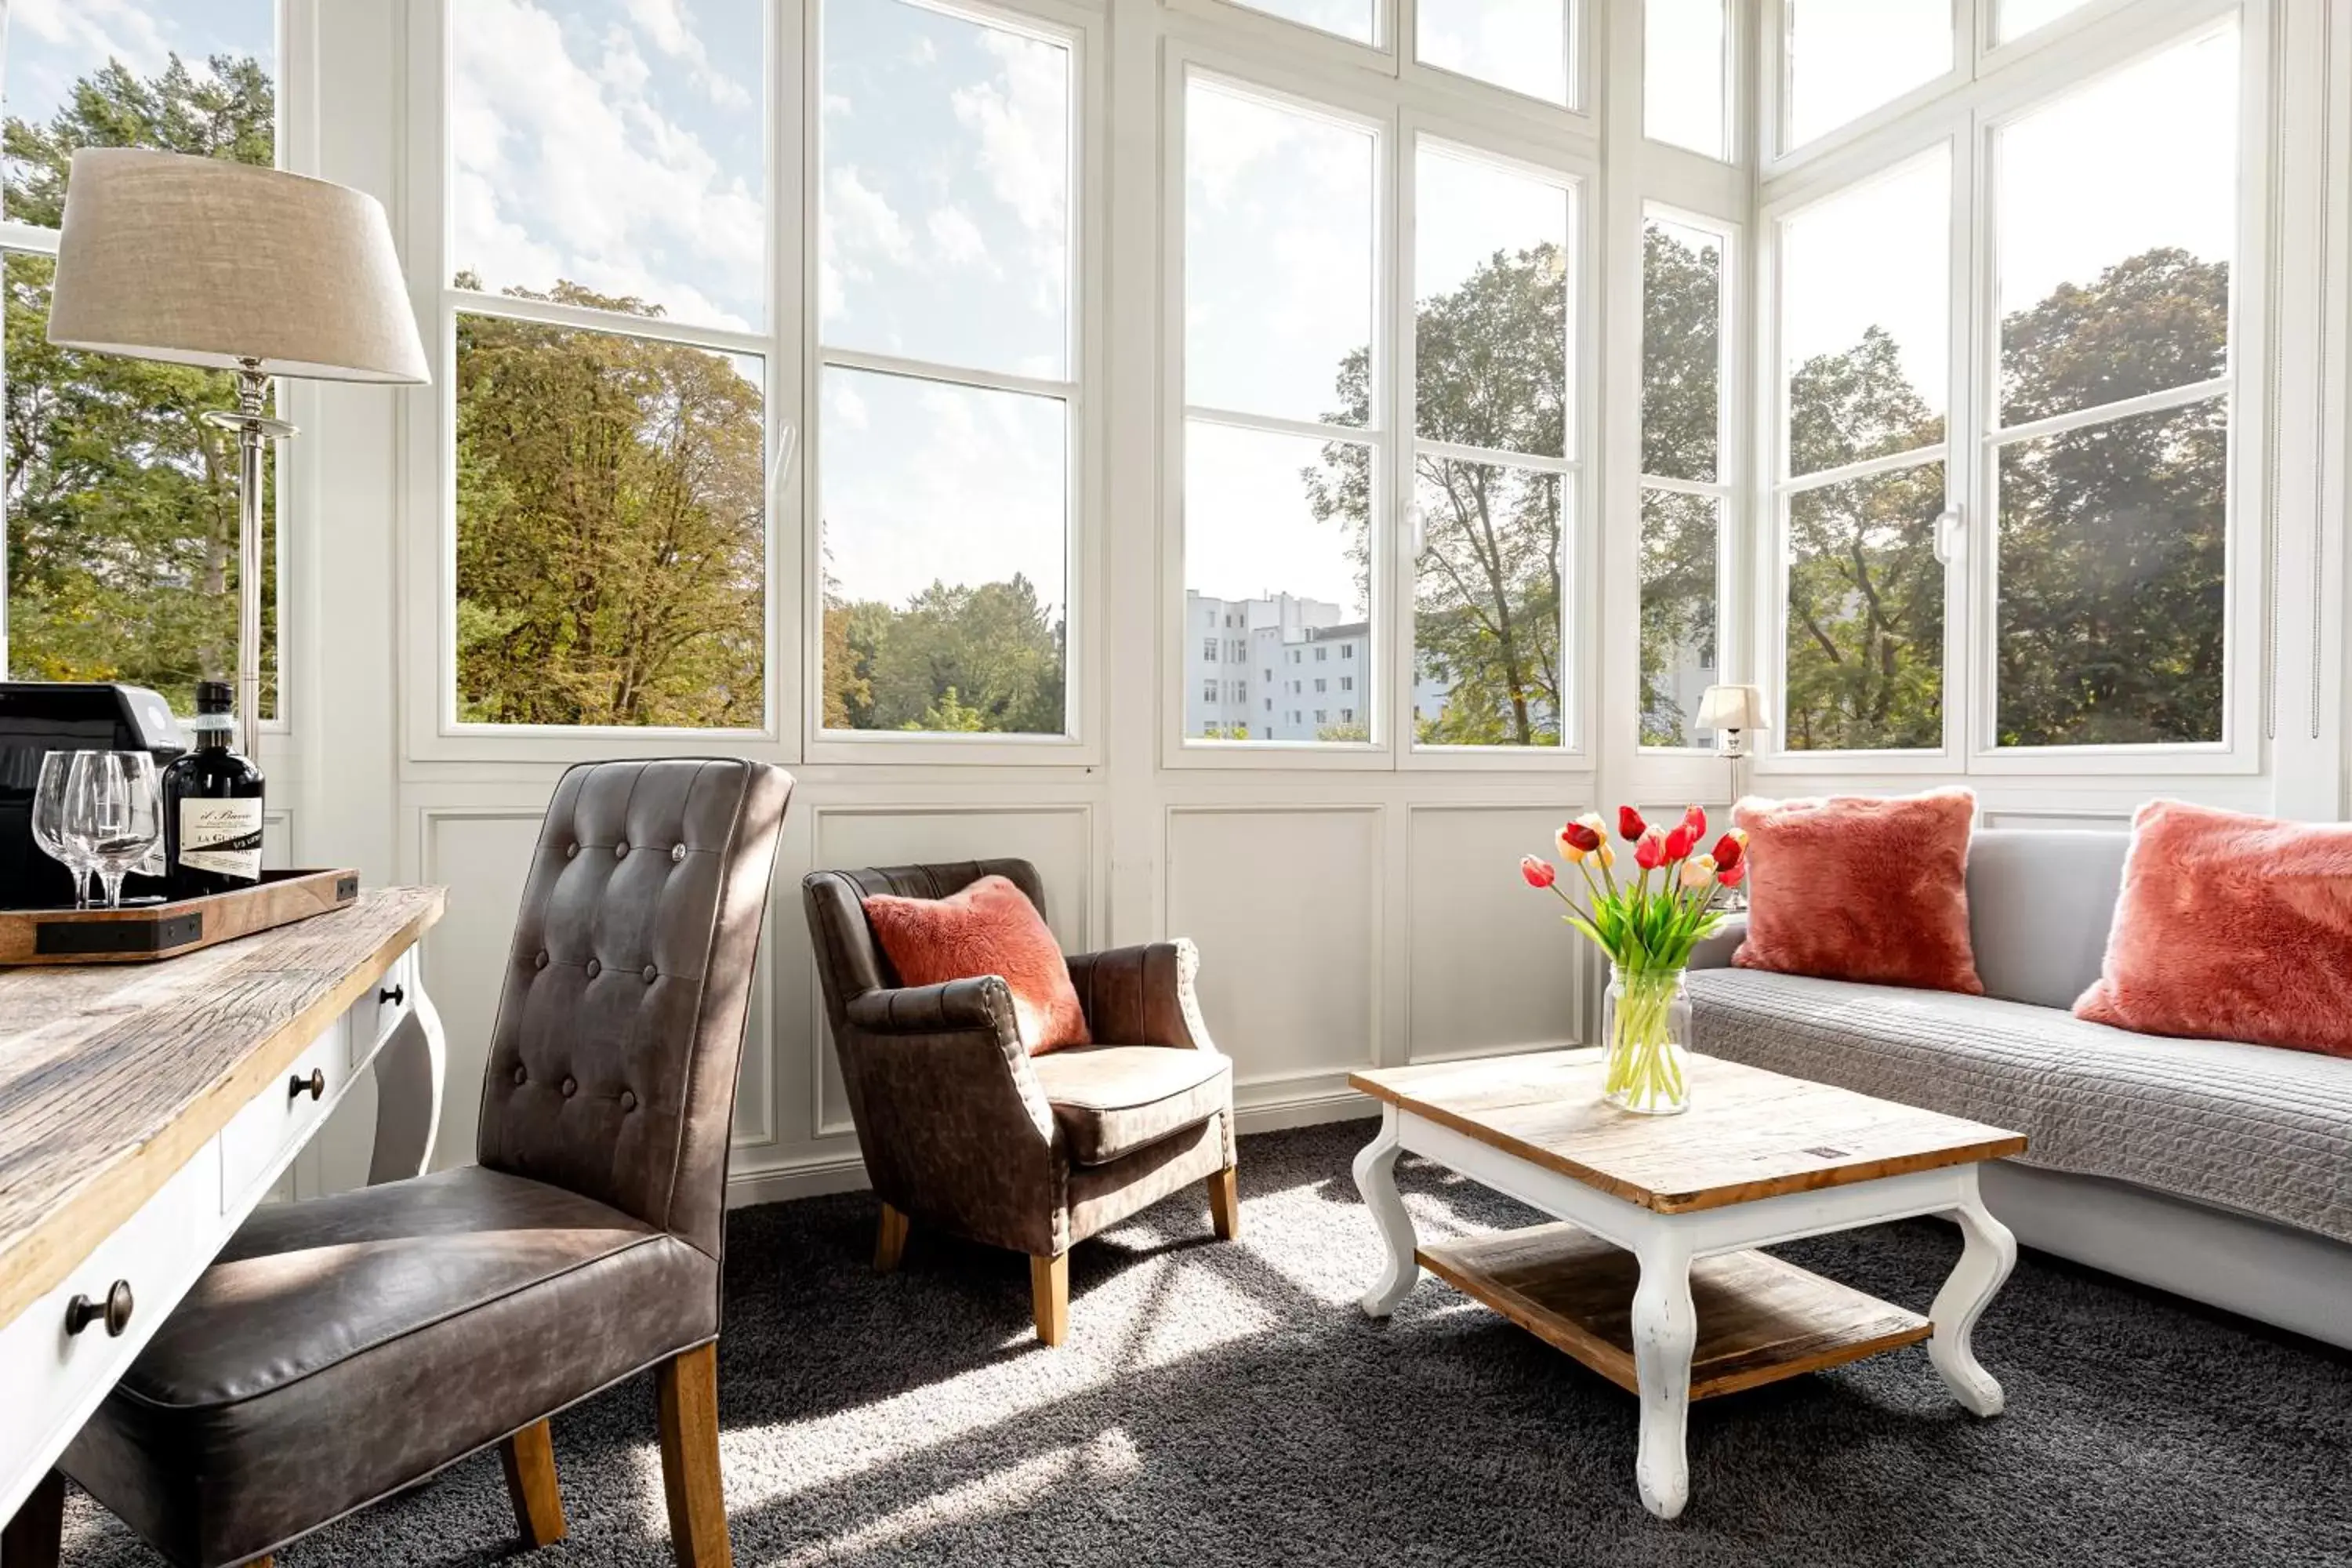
<box><xmin>1417</xmin><ymin>1221</ymin><xmax>1931</xmax><ymax>1400</ymax></box>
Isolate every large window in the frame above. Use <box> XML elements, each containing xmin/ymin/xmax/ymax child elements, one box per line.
<box><xmin>1783</xmin><ymin>0</ymin><xmax>1951</xmax><ymax>151</ymax></box>
<box><xmin>448</xmin><ymin>0</ymin><xmax>768</xmax><ymax>728</ymax></box>
<box><xmin>2</xmin><ymin>2</ymin><xmax>281</xmax><ymax>717</ymax></box>
<box><xmin>1639</xmin><ymin>212</ymin><xmax>1728</xmax><ymax>748</ymax></box>
<box><xmin>816</xmin><ymin>0</ymin><xmax>1076</xmax><ymax>738</ymax></box>
<box><xmin>1645</xmin><ymin>0</ymin><xmax>1728</xmax><ymax>160</ymax></box>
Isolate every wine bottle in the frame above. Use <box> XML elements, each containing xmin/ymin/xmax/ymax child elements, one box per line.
<box><xmin>162</xmin><ymin>680</ymin><xmax>265</xmax><ymax>898</ymax></box>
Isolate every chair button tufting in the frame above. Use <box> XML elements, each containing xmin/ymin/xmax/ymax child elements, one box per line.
<box><xmin>561</xmin><ymin>1076</ymin><xmax>577</xmax><ymax>1098</ymax></box>
<box><xmin>615</xmin><ymin>840</ymin><xmax>629</xmax><ymax>858</ymax></box>
<box><xmin>642</xmin><ymin>964</ymin><xmax>658</xmax><ymax>982</ymax></box>
<box><xmin>585</xmin><ymin>958</ymin><xmax>601</xmax><ymax>978</ymax></box>
<box><xmin>619</xmin><ymin>1090</ymin><xmax>637</xmax><ymax>1112</ymax></box>
<box><xmin>670</xmin><ymin>843</ymin><xmax>687</xmax><ymax>863</ymax></box>
<box><xmin>564</xmin><ymin>843</ymin><xmax>578</xmax><ymax>859</ymax></box>
<box><xmin>512</xmin><ymin>1065</ymin><xmax>527</xmax><ymax>1085</ymax></box>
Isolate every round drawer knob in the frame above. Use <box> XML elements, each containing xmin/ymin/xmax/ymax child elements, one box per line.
<box><xmin>290</xmin><ymin>1067</ymin><xmax>326</xmax><ymax>1102</ymax></box>
<box><xmin>66</xmin><ymin>1279</ymin><xmax>134</xmax><ymax>1338</ymax></box>
<box><xmin>379</xmin><ymin>984</ymin><xmax>405</xmax><ymax>1007</ymax></box>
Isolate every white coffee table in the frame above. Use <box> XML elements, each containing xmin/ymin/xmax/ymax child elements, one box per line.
<box><xmin>1348</xmin><ymin>1048</ymin><xmax>2027</xmax><ymax>1520</ymax></box>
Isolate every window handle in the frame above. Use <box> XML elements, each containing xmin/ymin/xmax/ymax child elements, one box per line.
<box><xmin>1933</xmin><ymin>506</ymin><xmax>1964</xmax><ymax>565</ymax></box>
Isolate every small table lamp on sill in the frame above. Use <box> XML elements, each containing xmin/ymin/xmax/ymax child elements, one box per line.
<box><xmin>1695</xmin><ymin>681</ymin><xmax>1772</xmax><ymax>804</ymax></box>
<box><xmin>46</xmin><ymin>147</ymin><xmax>430</xmax><ymax>760</ymax></box>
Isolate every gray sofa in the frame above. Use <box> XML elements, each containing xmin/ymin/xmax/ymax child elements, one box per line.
<box><xmin>1690</xmin><ymin>828</ymin><xmax>2352</xmax><ymax>1349</ymax></box>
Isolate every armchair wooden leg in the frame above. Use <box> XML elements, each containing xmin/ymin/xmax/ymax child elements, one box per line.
<box><xmin>655</xmin><ymin>1342</ymin><xmax>731</xmax><ymax>1568</ymax></box>
<box><xmin>1207</xmin><ymin>1165</ymin><xmax>1241</xmax><ymax>1241</ymax></box>
<box><xmin>1</xmin><ymin>1469</ymin><xmax>63</xmax><ymax>1568</ymax></box>
<box><xmin>1029</xmin><ymin>1252</ymin><xmax>1069</xmax><ymax>1347</ymax></box>
<box><xmin>499</xmin><ymin>1417</ymin><xmax>568</xmax><ymax>1547</ymax></box>
<box><xmin>874</xmin><ymin>1202</ymin><xmax>910</xmax><ymax>1273</ymax></box>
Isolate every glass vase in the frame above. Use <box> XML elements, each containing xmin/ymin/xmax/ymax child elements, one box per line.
<box><xmin>1602</xmin><ymin>964</ymin><xmax>1691</xmax><ymax>1116</ymax></box>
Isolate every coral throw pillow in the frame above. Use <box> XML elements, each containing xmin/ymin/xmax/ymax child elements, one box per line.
<box><xmin>2074</xmin><ymin>800</ymin><xmax>2352</xmax><ymax>1058</ymax></box>
<box><xmin>1733</xmin><ymin>788</ymin><xmax>1984</xmax><ymax>995</ymax></box>
<box><xmin>862</xmin><ymin>875</ymin><xmax>1091</xmax><ymax>1054</ymax></box>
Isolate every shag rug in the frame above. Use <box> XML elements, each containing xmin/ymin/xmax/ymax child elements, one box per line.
<box><xmin>59</xmin><ymin>1122</ymin><xmax>2352</xmax><ymax>1567</ymax></box>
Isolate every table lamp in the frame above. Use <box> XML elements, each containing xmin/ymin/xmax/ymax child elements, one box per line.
<box><xmin>1695</xmin><ymin>682</ymin><xmax>1771</xmax><ymax>804</ymax></box>
<box><xmin>46</xmin><ymin>148</ymin><xmax>430</xmax><ymax>758</ymax></box>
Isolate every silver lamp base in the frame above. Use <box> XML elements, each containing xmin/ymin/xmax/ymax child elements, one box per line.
<box><xmin>200</xmin><ymin>361</ymin><xmax>296</xmax><ymax>761</ymax></box>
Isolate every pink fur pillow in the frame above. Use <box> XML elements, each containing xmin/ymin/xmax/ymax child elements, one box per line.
<box><xmin>862</xmin><ymin>875</ymin><xmax>1091</xmax><ymax>1054</ymax></box>
<box><xmin>2075</xmin><ymin>800</ymin><xmax>2352</xmax><ymax>1058</ymax></box>
<box><xmin>1733</xmin><ymin>788</ymin><xmax>1984</xmax><ymax>995</ymax></box>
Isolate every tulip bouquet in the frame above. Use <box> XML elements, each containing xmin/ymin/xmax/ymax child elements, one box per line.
<box><xmin>1519</xmin><ymin>806</ymin><xmax>1748</xmax><ymax>1115</ymax></box>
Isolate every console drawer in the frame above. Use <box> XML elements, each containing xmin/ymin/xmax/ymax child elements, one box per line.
<box><xmin>220</xmin><ymin>1021</ymin><xmax>346</xmax><ymax>1213</ymax></box>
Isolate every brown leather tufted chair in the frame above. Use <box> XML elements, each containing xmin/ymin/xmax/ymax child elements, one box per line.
<box><xmin>46</xmin><ymin>758</ymin><xmax>791</xmax><ymax>1568</ymax></box>
<box><xmin>803</xmin><ymin>859</ymin><xmax>1238</xmax><ymax>1346</ymax></box>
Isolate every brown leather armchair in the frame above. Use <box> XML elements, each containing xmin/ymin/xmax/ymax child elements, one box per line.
<box><xmin>41</xmin><ymin>758</ymin><xmax>791</xmax><ymax>1568</ymax></box>
<box><xmin>803</xmin><ymin>860</ymin><xmax>1238</xmax><ymax>1345</ymax></box>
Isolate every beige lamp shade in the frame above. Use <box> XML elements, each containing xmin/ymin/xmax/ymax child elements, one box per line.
<box><xmin>47</xmin><ymin>148</ymin><xmax>429</xmax><ymax>384</ymax></box>
<box><xmin>1695</xmin><ymin>683</ymin><xmax>1772</xmax><ymax>734</ymax></box>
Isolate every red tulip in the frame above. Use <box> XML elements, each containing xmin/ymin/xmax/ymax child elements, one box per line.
<box><xmin>1663</xmin><ymin>823</ymin><xmax>1699</xmax><ymax>859</ymax></box>
<box><xmin>1520</xmin><ymin>855</ymin><xmax>1557</xmax><ymax>889</ymax></box>
<box><xmin>1712</xmin><ymin>833</ymin><xmax>1744</xmax><ymax>872</ymax></box>
<box><xmin>1617</xmin><ymin>805</ymin><xmax>1647</xmax><ymax>841</ymax></box>
<box><xmin>1559</xmin><ymin>819</ymin><xmax>1603</xmax><ymax>854</ymax></box>
<box><xmin>1681</xmin><ymin>804</ymin><xmax>1706</xmax><ymax>838</ymax></box>
<box><xmin>1718</xmin><ymin>862</ymin><xmax>1746</xmax><ymax>887</ymax></box>
<box><xmin>1634</xmin><ymin>829</ymin><xmax>1667</xmax><ymax>870</ymax></box>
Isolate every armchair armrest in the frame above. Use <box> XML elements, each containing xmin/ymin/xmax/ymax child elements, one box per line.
<box><xmin>847</xmin><ymin>975</ymin><xmax>1019</xmax><ymax>1036</ymax></box>
<box><xmin>1690</xmin><ymin>914</ymin><xmax>1748</xmax><ymax>971</ymax></box>
<box><xmin>1065</xmin><ymin>937</ymin><xmax>1216</xmax><ymax>1051</ymax></box>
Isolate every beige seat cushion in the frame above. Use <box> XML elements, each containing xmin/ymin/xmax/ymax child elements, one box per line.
<box><xmin>1030</xmin><ymin>1045</ymin><xmax>1232</xmax><ymax>1166</ymax></box>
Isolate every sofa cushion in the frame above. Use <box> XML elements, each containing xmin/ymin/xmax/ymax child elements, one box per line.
<box><xmin>64</xmin><ymin>1166</ymin><xmax>717</xmax><ymax>1567</ymax></box>
<box><xmin>1030</xmin><ymin>1044</ymin><xmax>1232</xmax><ymax>1165</ymax></box>
<box><xmin>1689</xmin><ymin>967</ymin><xmax>2352</xmax><ymax>1244</ymax></box>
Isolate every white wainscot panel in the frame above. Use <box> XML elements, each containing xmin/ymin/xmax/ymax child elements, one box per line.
<box><xmin>1406</xmin><ymin>806</ymin><xmax>1582</xmax><ymax>1062</ymax></box>
<box><xmin>1165</xmin><ymin>807</ymin><xmax>1379</xmax><ymax>1090</ymax></box>
<box><xmin>806</xmin><ymin>805</ymin><xmax>1096</xmax><ymax>1138</ymax></box>
<box><xmin>420</xmin><ymin>812</ymin><xmax>543</xmax><ymax>1171</ymax></box>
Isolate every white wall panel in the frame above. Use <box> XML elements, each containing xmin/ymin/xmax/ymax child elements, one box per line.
<box><xmin>1404</xmin><ymin>806</ymin><xmax>1584</xmax><ymax>1062</ymax></box>
<box><xmin>417</xmin><ymin>811</ymin><xmax>543</xmax><ymax>1170</ymax></box>
<box><xmin>1164</xmin><ymin>806</ymin><xmax>1381</xmax><ymax>1087</ymax></box>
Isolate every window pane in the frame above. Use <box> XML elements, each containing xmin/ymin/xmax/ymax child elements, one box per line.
<box><xmin>821</xmin><ymin>0</ymin><xmax>1072</xmax><ymax>380</ymax></box>
<box><xmin>1786</xmin><ymin>0</ymin><xmax>1951</xmax><ymax>149</ymax></box>
<box><xmin>1417</xmin><ymin>0</ymin><xmax>1571</xmax><ymax>107</ymax></box>
<box><xmin>1186</xmin><ymin>80</ymin><xmax>1376</xmax><ymax>426</ymax></box>
<box><xmin>1646</xmin><ymin>0</ymin><xmax>1726</xmax><ymax>159</ymax></box>
<box><xmin>1185</xmin><ymin>421</ymin><xmax>1370</xmax><ymax>742</ymax></box>
<box><xmin>1228</xmin><ymin>0</ymin><xmax>1376</xmax><ymax>46</ymax></box>
<box><xmin>1415</xmin><ymin>147</ymin><xmax>1570</xmax><ymax>459</ymax></box>
<box><xmin>1413</xmin><ymin>461</ymin><xmax>1562</xmax><ymax>747</ymax></box>
<box><xmin>820</xmin><ymin>368</ymin><xmax>1068</xmax><ymax>735</ymax></box>
<box><xmin>456</xmin><ymin>314</ymin><xmax>766</xmax><ymax>727</ymax></box>
<box><xmin>1639</xmin><ymin>489</ymin><xmax>1719</xmax><ymax>747</ymax></box>
<box><xmin>1784</xmin><ymin>463</ymin><xmax>1945</xmax><ymax>750</ymax></box>
<box><xmin>452</xmin><ymin>0</ymin><xmax>765</xmax><ymax>330</ymax></box>
<box><xmin>2</xmin><ymin>0</ymin><xmax>274</xmax><ymax>222</ymax></box>
<box><xmin>2</xmin><ymin>15</ymin><xmax>280</xmax><ymax>717</ymax></box>
<box><xmin>1782</xmin><ymin>149</ymin><xmax>1948</xmax><ymax>476</ymax></box>
<box><xmin>1996</xmin><ymin>27</ymin><xmax>2236</xmax><ymax>427</ymax></box>
<box><xmin>7</xmin><ymin>256</ymin><xmax>278</xmax><ymax>715</ymax></box>
<box><xmin>1995</xmin><ymin>398</ymin><xmax>2225</xmax><ymax>747</ymax></box>
<box><xmin>1997</xmin><ymin>0</ymin><xmax>2091</xmax><ymax>45</ymax></box>
<box><xmin>1642</xmin><ymin>217</ymin><xmax>1722</xmax><ymax>483</ymax></box>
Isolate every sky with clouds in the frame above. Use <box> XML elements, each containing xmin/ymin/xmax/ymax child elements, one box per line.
<box><xmin>3</xmin><ymin>0</ymin><xmax>271</xmax><ymax>157</ymax></box>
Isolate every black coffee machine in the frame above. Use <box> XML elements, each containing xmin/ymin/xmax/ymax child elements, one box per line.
<box><xmin>0</xmin><ymin>681</ymin><xmax>187</xmax><ymax>909</ymax></box>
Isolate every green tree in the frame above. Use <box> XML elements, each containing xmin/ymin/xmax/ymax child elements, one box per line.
<box><xmin>849</xmin><ymin>574</ymin><xmax>1065</xmax><ymax>734</ymax></box>
<box><xmin>455</xmin><ymin>281</ymin><xmax>765</xmax><ymax>726</ymax></box>
<box><xmin>3</xmin><ymin>55</ymin><xmax>279</xmax><ymax>713</ymax></box>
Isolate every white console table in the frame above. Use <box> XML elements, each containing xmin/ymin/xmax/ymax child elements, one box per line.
<box><xmin>0</xmin><ymin>887</ymin><xmax>446</xmax><ymax>1544</ymax></box>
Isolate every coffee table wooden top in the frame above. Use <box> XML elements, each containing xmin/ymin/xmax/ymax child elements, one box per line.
<box><xmin>1349</xmin><ymin>1048</ymin><xmax>2025</xmax><ymax>1214</ymax></box>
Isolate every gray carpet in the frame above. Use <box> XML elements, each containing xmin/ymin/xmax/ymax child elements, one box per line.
<box><xmin>60</xmin><ymin>1121</ymin><xmax>2352</xmax><ymax>1567</ymax></box>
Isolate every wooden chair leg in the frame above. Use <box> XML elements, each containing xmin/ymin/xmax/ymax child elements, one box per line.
<box><xmin>1207</xmin><ymin>1165</ymin><xmax>1241</xmax><ymax>1241</ymax></box>
<box><xmin>873</xmin><ymin>1202</ymin><xmax>909</xmax><ymax>1273</ymax></box>
<box><xmin>499</xmin><ymin>1417</ymin><xmax>568</xmax><ymax>1547</ymax></box>
<box><xmin>1029</xmin><ymin>1252</ymin><xmax>1069</xmax><ymax>1346</ymax></box>
<box><xmin>655</xmin><ymin>1342</ymin><xmax>731</xmax><ymax>1568</ymax></box>
<box><xmin>1</xmin><ymin>1470</ymin><xmax>63</xmax><ymax>1568</ymax></box>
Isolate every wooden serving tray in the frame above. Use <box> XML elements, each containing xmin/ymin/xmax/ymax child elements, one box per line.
<box><xmin>0</xmin><ymin>868</ymin><xmax>361</xmax><ymax>965</ymax></box>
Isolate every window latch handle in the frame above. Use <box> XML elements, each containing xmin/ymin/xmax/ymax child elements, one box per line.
<box><xmin>1933</xmin><ymin>506</ymin><xmax>1964</xmax><ymax>565</ymax></box>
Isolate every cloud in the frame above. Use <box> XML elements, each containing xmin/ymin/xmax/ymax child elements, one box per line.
<box><xmin>927</xmin><ymin>205</ymin><xmax>993</xmax><ymax>272</ymax></box>
<box><xmin>624</xmin><ymin>0</ymin><xmax>752</xmax><ymax>108</ymax></box>
<box><xmin>451</xmin><ymin>0</ymin><xmax>765</xmax><ymax>329</ymax></box>
<box><xmin>11</xmin><ymin>0</ymin><xmax>173</xmax><ymax>71</ymax></box>
<box><xmin>949</xmin><ymin>31</ymin><xmax>1069</xmax><ymax>312</ymax></box>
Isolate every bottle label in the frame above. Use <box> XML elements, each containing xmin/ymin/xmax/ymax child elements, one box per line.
<box><xmin>180</xmin><ymin>799</ymin><xmax>263</xmax><ymax>881</ymax></box>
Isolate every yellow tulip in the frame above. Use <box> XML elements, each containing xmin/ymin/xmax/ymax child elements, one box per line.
<box><xmin>1679</xmin><ymin>854</ymin><xmax>1717</xmax><ymax>889</ymax></box>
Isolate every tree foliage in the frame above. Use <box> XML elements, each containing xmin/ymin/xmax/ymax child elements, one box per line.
<box><xmin>3</xmin><ymin>55</ymin><xmax>278</xmax><ymax>713</ymax></box>
<box><xmin>1639</xmin><ymin>224</ymin><xmax>1723</xmax><ymax>745</ymax></box>
<box><xmin>822</xmin><ymin>574</ymin><xmax>1065</xmax><ymax>734</ymax></box>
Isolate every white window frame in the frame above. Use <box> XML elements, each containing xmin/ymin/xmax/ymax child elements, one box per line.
<box><xmin>1754</xmin><ymin>0</ymin><xmax>2270</xmax><ymax>780</ymax></box>
<box><xmin>1160</xmin><ymin>37</ymin><xmax>1600</xmax><ymax>773</ymax></box>
<box><xmin>0</xmin><ymin>0</ymin><xmax>311</xmax><ymax>739</ymax></box>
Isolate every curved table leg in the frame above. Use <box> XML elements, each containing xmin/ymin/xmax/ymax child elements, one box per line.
<box><xmin>368</xmin><ymin>975</ymin><xmax>447</xmax><ymax>1184</ymax></box>
<box><xmin>1929</xmin><ymin>1176</ymin><xmax>2018</xmax><ymax>1417</ymax></box>
<box><xmin>1352</xmin><ymin>1107</ymin><xmax>1421</xmax><ymax>1318</ymax></box>
<box><xmin>1632</xmin><ymin>1232</ymin><xmax>1697</xmax><ymax>1521</ymax></box>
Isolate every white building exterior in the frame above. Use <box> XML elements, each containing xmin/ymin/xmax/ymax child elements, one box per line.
<box><xmin>1184</xmin><ymin>591</ymin><xmax>1450</xmax><ymax>741</ymax></box>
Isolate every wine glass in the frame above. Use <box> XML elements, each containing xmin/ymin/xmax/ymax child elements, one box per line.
<box><xmin>66</xmin><ymin>751</ymin><xmax>162</xmax><ymax>911</ymax></box>
<box><xmin>31</xmin><ymin>750</ymin><xmax>95</xmax><ymax>907</ymax></box>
